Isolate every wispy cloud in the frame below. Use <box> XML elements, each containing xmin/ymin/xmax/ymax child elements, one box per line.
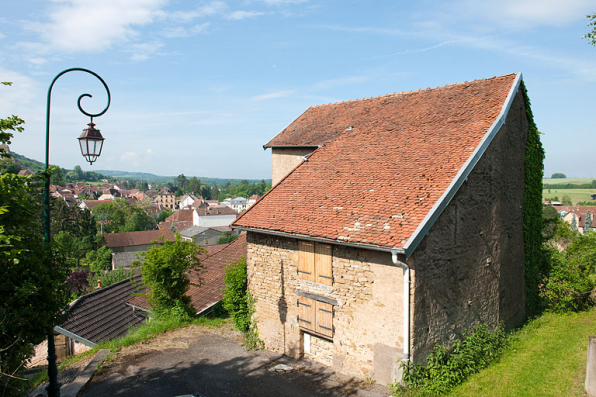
<box><xmin>160</xmin><ymin>23</ymin><xmax>210</xmax><ymax>38</ymax></box>
<box><xmin>452</xmin><ymin>0</ymin><xmax>594</xmax><ymax>28</ymax></box>
<box><xmin>225</xmin><ymin>10</ymin><xmax>266</xmax><ymax>21</ymax></box>
<box><xmin>162</xmin><ymin>1</ymin><xmax>227</xmax><ymax>23</ymax></box>
<box><xmin>126</xmin><ymin>41</ymin><xmax>165</xmax><ymax>62</ymax></box>
<box><xmin>251</xmin><ymin>90</ymin><xmax>295</xmax><ymax>100</ymax></box>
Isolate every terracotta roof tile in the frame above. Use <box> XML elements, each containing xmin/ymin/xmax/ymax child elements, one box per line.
<box><xmin>234</xmin><ymin>74</ymin><xmax>518</xmax><ymax>249</ymax></box>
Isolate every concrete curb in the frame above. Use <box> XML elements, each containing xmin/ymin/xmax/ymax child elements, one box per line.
<box><xmin>30</xmin><ymin>349</ymin><xmax>110</xmax><ymax>397</ymax></box>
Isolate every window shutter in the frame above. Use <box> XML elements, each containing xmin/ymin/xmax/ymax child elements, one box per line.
<box><xmin>298</xmin><ymin>241</ymin><xmax>315</xmax><ymax>282</ymax></box>
<box><xmin>298</xmin><ymin>297</ymin><xmax>315</xmax><ymax>330</ymax></box>
<box><xmin>315</xmin><ymin>301</ymin><xmax>334</xmax><ymax>338</ymax></box>
<box><xmin>315</xmin><ymin>243</ymin><xmax>333</xmax><ymax>285</ymax></box>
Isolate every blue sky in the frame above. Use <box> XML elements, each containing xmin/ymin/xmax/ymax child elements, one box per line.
<box><xmin>1</xmin><ymin>0</ymin><xmax>594</xmax><ymax>179</ymax></box>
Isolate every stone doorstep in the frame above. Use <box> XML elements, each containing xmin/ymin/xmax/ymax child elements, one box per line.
<box><xmin>29</xmin><ymin>349</ymin><xmax>110</xmax><ymax>397</ymax></box>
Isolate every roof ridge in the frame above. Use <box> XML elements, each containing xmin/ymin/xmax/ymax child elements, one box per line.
<box><xmin>309</xmin><ymin>73</ymin><xmax>517</xmax><ymax>109</ymax></box>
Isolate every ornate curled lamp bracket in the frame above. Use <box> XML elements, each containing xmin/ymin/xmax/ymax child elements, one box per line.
<box><xmin>45</xmin><ymin>67</ymin><xmax>111</xmax><ymax>169</ymax></box>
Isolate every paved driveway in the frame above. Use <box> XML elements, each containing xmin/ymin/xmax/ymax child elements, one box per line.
<box><xmin>81</xmin><ymin>325</ymin><xmax>390</xmax><ymax>397</ymax></box>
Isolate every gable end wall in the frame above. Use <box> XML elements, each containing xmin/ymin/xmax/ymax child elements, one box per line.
<box><xmin>410</xmin><ymin>88</ymin><xmax>528</xmax><ymax>362</ymax></box>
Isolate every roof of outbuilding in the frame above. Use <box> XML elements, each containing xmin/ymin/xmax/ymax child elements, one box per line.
<box><xmin>234</xmin><ymin>74</ymin><xmax>521</xmax><ymax>254</ymax></box>
<box><xmin>104</xmin><ymin>229</ymin><xmax>175</xmax><ymax>248</ymax></box>
<box><xmin>59</xmin><ymin>277</ymin><xmax>146</xmax><ymax>343</ymax></box>
<box><xmin>195</xmin><ymin>205</ymin><xmax>238</xmax><ymax>216</ymax></box>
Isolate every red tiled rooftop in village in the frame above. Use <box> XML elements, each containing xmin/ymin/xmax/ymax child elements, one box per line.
<box><xmin>234</xmin><ymin>74</ymin><xmax>519</xmax><ymax>249</ymax></box>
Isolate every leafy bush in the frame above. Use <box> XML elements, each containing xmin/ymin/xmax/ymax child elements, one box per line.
<box><xmin>393</xmin><ymin>324</ymin><xmax>508</xmax><ymax>396</ymax></box>
<box><xmin>88</xmin><ymin>268</ymin><xmax>133</xmax><ymax>289</ymax></box>
<box><xmin>86</xmin><ymin>246</ymin><xmax>114</xmax><ymax>272</ymax></box>
<box><xmin>540</xmin><ymin>232</ymin><xmax>596</xmax><ymax>312</ymax></box>
<box><xmin>133</xmin><ymin>233</ymin><xmax>205</xmax><ymax>320</ymax></box>
<box><xmin>66</xmin><ymin>269</ymin><xmax>92</xmax><ymax>295</ymax></box>
<box><xmin>222</xmin><ymin>256</ymin><xmax>263</xmax><ymax>349</ymax></box>
<box><xmin>217</xmin><ymin>232</ymin><xmax>238</xmax><ymax>245</ymax></box>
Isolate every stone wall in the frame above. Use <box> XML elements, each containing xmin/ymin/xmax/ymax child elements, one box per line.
<box><xmin>247</xmin><ymin>233</ymin><xmax>405</xmax><ymax>384</ymax></box>
<box><xmin>410</xmin><ymin>88</ymin><xmax>528</xmax><ymax>362</ymax></box>
<box><xmin>271</xmin><ymin>147</ymin><xmax>315</xmax><ymax>186</ymax></box>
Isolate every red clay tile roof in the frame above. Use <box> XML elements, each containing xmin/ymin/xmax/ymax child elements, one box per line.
<box><xmin>126</xmin><ymin>234</ymin><xmax>247</xmax><ymax>313</ymax></box>
<box><xmin>104</xmin><ymin>229</ymin><xmax>175</xmax><ymax>248</ymax></box>
<box><xmin>234</xmin><ymin>74</ymin><xmax>520</xmax><ymax>251</ymax></box>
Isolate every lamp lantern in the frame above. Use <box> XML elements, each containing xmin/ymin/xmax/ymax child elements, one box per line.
<box><xmin>77</xmin><ymin>121</ymin><xmax>104</xmax><ymax>165</ymax></box>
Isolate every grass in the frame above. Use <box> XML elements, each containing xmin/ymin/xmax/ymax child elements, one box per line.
<box><xmin>543</xmin><ymin>189</ymin><xmax>596</xmax><ymax>205</ymax></box>
<box><xmin>449</xmin><ymin>309</ymin><xmax>596</xmax><ymax>397</ymax></box>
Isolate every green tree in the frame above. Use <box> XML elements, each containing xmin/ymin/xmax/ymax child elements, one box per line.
<box><xmin>86</xmin><ymin>246</ymin><xmax>114</xmax><ymax>272</ymax></box>
<box><xmin>585</xmin><ymin>210</ymin><xmax>592</xmax><ymax>234</ymax></box>
<box><xmin>0</xmin><ymin>94</ymin><xmax>69</xmax><ymax>393</ymax></box>
<box><xmin>51</xmin><ymin>166</ymin><xmax>66</xmax><ymax>186</ymax></box>
<box><xmin>217</xmin><ymin>232</ymin><xmax>238</xmax><ymax>244</ymax></box>
<box><xmin>175</xmin><ymin>174</ymin><xmax>188</xmax><ymax>191</ymax></box>
<box><xmin>584</xmin><ymin>13</ymin><xmax>596</xmax><ymax>47</ymax></box>
<box><xmin>187</xmin><ymin>176</ymin><xmax>201</xmax><ymax>194</ymax></box>
<box><xmin>561</xmin><ymin>194</ymin><xmax>573</xmax><ymax>206</ymax></box>
<box><xmin>133</xmin><ymin>233</ymin><xmax>205</xmax><ymax>319</ymax></box>
<box><xmin>551</xmin><ymin>172</ymin><xmax>566</xmax><ymax>179</ymax></box>
<box><xmin>93</xmin><ymin>198</ymin><xmax>155</xmax><ymax>233</ymax></box>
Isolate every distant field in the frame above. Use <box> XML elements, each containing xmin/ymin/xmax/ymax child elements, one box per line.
<box><xmin>543</xmin><ymin>188</ymin><xmax>596</xmax><ymax>205</ymax></box>
<box><xmin>543</xmin><ymin>177</ymin><xmax>594</xmax><ymax>185</ymax></box>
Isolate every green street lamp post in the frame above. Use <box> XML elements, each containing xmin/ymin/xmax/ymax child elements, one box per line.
<box><xmin>44</xmin><ymin>68</ymin><xmax>111</xmax><ymax>397</ymax></box>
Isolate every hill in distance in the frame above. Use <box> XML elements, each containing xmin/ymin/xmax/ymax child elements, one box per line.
<box><xmin>10</xmin><ymin>151</ymin><xmax>269</xmax><ymax>186</ymax></box>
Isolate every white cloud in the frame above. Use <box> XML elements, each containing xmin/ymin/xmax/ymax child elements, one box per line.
<box><xmin>163</xmin><ymin>1</ymin><xmax>227</xmax><ymax>22</ymax></box>
<box><xmin>121</xmin><ymin>151</ymin><xmax>138</xmax><ymax>161</ymax></box>
<box><xmin>225</xmin><ymin>10</ymin><xmax>266</xmax><ymax>20</ymax></box>
<box><xmin>251</xmin><ymin>90</ymin><xmax>294</xmax><ymax>100</ymax></box>
<box><xmin>126</xmin><ymin>41</ymin><xmax>165</xmax><ymax>62</ymax></box>
<box><xmin>146</xmin><ymin>148</ymin><xmax>155</xmax><ymax>155</ymax></box>
<box><xmin>261</xmin><ymin>0</ymin><xmax>307</xmax><ymax>5</ymax></box>
<box><xmin>160</xmin><ymin>23</ymin><xmax>210</xmax><ymax>38</ymax></box>
<box><xmin>453</xmin><ymin>0</ymin><xmax>594</xmax><ymax>28</ymax></box>
<box><xmin>29</xmin><ymin>0</ymin><xmax>167</xmax><ymax>53</ymax></box>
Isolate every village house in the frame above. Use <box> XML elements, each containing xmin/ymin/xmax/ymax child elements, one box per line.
<box><xmin>556</xmin><ymin>205</ymin><xmax>596</xmax><ymax>233</ymax></box>
<box><xmin>155</xmin><ymin>187</ymin><xmax>176</xmax><ymax>209</ymax></box>
<box><xmin>193</xmin><ymin>204</ymin><xmax>238</xmax><ymax>228</ymax></box>
<box><xmin>232</xmin><ymin>73</ymin><xmax>530</xmax><ymax>384</ymax></box>
<box><xmin>104</xmin><ymin>229</ymin><xmax>175</xmax><ymax>269</ymax></box>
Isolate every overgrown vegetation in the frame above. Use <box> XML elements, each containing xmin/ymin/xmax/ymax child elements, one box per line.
<box><xmin>0</xmin><ymin>85</ymin><xmax>70</xmax><ymax>396</ymax></box>
<box><xmin>393</xmin><ymin>325</ymin><xmax>508</xmax><ymax>396</ymax></box>
<box><xmin>521</xmin><ymin>80</ymin><xmax>546</xmax><ymax>317</ymax></box>
<box><xmin>222</xmin><ymin>256</ymin><xmax>263</xmax><ymax>350</ymax></box>
<box><xmin>133</xmin><ymin>233</ymin><xmax>205</xmax><ymax>321</ymax></box>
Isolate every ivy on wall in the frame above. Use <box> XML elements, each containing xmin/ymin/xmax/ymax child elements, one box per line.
<box><xmin>521</xmin><ymin>81</ymin><xmax>545</xmax><ymax>316</ymax></box>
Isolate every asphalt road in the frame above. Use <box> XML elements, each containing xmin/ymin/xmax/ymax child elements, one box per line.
<box><xmin>80</xmin><ymin>329</ymin><xmax>389</xmax><ymax>397</ymax></box>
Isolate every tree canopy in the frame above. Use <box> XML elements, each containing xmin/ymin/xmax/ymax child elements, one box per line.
<box><xmin>0</xmin><ymin>91</ymin><xmax>69</xmax><ymax>393</ymax></box>
<box><xmin>584</xmin><ymin>13</ymin><xmax>596</xmax><ymax>47</ymax></box>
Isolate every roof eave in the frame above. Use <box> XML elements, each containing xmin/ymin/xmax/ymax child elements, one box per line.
<box><xmin>262</xmin><ymin>144</ymin><xmax>323</xmax><ymax>150</ymax></box>
<box><xmin>232</xmin><ymin>225</ymin><xmax>406</xmax><ymax>255</ymax></box>
<box><xmin>402</xmin><ymin>72</ymin><xmax>523</xmax><ymax>259</ymax></box>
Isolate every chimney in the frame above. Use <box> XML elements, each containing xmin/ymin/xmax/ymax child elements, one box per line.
<box><xmin>97</xmin><ymin>279</ymin><xmax>102</xmax><ymax>289</ymax></box>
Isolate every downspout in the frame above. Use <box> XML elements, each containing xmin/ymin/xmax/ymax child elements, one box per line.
<box><xmin>392</xmin><ymin>248</ymin><xmax>410</xmax><ymax>361</ymax></box>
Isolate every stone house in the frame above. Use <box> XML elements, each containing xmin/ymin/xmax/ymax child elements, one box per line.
<box><xmin>232</xmin><ymin>73</ymin><xmax>530</xmax><ymax>384</ymax></box>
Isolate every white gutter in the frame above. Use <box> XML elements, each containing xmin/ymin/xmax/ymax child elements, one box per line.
<box><xmin>391</xmin><ymin>248</ymin><xmax>410</xmax><ymax>361</ymax></box>
<box><xmin>53</xmin><ymin>326</ymin><xmax>97</xmax><ymax>348</ymax></box>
